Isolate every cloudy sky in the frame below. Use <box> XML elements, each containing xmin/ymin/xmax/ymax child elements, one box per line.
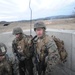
<box><xmin>0</xmin><ymin>0</ymin><xmax>75</xmax><ymax>21</ymax></box>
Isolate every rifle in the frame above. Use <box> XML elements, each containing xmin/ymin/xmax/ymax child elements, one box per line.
<box><xmin>31</xmin><ymin>35</ymin><xmax>37</xmax><ymax>44</ymax></box>
<box><xmin>31</xmin><ymin>35</ymin><xmax>40</xmax><ymax>63</ymax></box>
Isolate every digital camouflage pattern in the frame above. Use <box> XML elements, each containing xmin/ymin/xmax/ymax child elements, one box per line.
<box><xmin>44</xmin><ymin>35</ymin><xmax>60</xmax><ymax>75</ymax></box>
<box><xmin>0</xmin><ymin>43</ymin><xmax>12</xmax><ymax>75</ymax></box>
<box><xmin>51</xmin><ymin>35</ymin><xmax>67</xmax><ymax>63</ymax></box>
<box><xmin>0</xmin><ymin>57</ymin><xmax>12</xmax><ymax>75</ymax></box>
<box><xmin>12</xmin><ymin>34</ymin><xmax>34</xmax><ymax>75</ymax></box>
<box><xmin>33</xmin><ymin>21</ymin><xmax>60</xmax><ymax>75</ymax></box>
<box><xmin>12</xmin><ymin>34</ymin><xmax>33</xmax><ymax>59</ymax></box>
<box><xmin>34</xmin><ymin>34</ymin><xmax>60</xmax><ymax>75</ymax></box>
<box><xmin>0</xmin><ymin>43</ymin><xmax>7</xmax><ymax>56</ymax></box>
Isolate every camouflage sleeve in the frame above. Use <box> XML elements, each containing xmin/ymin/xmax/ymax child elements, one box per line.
<box><xmin>46</xmin><ymin>38</ymin><xmax>60</xmax><ymax>67</ymax></box>
<box><xmin>4</xmin><ymin>61</ymin><xmax>12</xmax><ymax>75</ymax></box>
<box><xmin>12</xmin><ymin>39</ymin><xmax>17</xmax><ymax>55</ymax></box>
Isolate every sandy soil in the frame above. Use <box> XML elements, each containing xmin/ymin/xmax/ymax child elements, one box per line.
<box><xmin>0</xmin><ymin>18</ymin><xmax>75</xmax><ymax>33</ymax></box>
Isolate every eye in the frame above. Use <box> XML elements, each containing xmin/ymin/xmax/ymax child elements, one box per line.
<box><xmin>1</xmin><ymin>47</ymin><xmax>6</xmax><ymax>52</ymax></box>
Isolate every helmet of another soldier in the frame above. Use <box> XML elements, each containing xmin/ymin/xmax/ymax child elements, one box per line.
<box><xmin>12</xmin><ymin>27</ymin><xmax>23</xmax><ymax>35</ymax></box>
<box><xmin>0</xmin><ymin>43</ymin><xmax>7</xmax><ymax>56</ymax></box>
<box><xmin>34</xmin><ymin>21</ymin><xmax>46</xmax><ymax>31</ymax></box>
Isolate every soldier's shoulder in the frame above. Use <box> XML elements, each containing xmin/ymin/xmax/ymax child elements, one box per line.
<box><xmin>45</xmin><ymin>34</ymin><xmax>51</xmax><ymax>38</ymax></box>
<box><xmin>23</xmin><ymin>34</ymin><xmax>27</xmax><ymax>37</ymax></box>
<box><xmin>45</xmin><ymin>34</ymin><xmax>53</xmax><ymax>42</ymax></box>
<box><xmin>23</xmin><ymin>34</ymin><xmax>33</xmax><ymax>40</ymax></box>
<box><xmin>23</xmin><ymin>34</ymin><xmax>29</xmax><ymax>39</ymax></box>
<box><xmin>23</xmin><ymin>34</ymin><xmax>33</xmax><ymax>43</ymax></box>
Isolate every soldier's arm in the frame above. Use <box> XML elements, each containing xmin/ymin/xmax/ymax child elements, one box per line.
<box><xmin>4</xmin><ymin>61</ymin><xmax>12</xmax><ymax>75</ymax></box>
<box><xmin>12</xmin><ymin>40</ymin><xmax>17</xmax><ymax>55</ymax></box>
<box><xmin>46</xmin><ymin>38</ymin><xmax>60</xmax><ymax>67</ymax></box>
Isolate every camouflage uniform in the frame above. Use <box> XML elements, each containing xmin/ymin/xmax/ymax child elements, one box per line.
<box><xmin>12</xmin><ymin>27</ymin><xmax>33</xmax><ymax>75</ymax></box>
<box><xmin>33</xmin><ymin>22</ymin><xmax>60</xmax><ymax>75</ymax></box>
<box><xmin>0</xmin><ymin>43</ymin><xmax>12</xmax><ymax>75</ymax></box>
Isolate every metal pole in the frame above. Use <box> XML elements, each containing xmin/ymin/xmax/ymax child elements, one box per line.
<box><xmin>29</xmin><ymin>0</ymin><xmax>32</xmax><ymax>35</ymax></box>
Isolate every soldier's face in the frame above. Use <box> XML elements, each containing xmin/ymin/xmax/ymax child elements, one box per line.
<box><xmin>35</xmin><ymin>28</ymin><xmax>44</xmax><ymax>38</ymax></box>
<box><xmin>15</xmin><ymin>33</ymin><xmax>21</xmax><ymax>39</ymax></box>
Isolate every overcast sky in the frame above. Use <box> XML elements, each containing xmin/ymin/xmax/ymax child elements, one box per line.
<box><xmin>0</xmin><ymin>0</ymin><xmax>75</xmax><ymax>21</ymax></box>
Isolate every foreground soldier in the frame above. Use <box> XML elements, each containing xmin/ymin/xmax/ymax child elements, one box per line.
<box><xmin>12</xmin><ymin>27</ymin><xmax>33</xmax><ymax>75</ymax></box>
<box><xmin>0</xmin><ymin>43</ymin><xmax>12</xmax><ymax>75</ymax></box>
<box><xmin>33</xmin><ymin>22</ymin><xmax>60</xmax><ymax>75</ymax></box>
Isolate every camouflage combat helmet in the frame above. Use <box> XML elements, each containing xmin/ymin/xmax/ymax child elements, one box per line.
<box><xmin>34</xmin><ymin>21</ymin><xmax>46</xmax><ymax>31</ymax></box>
<box><xmin>0</xmin><ymin>43</ymin><xmax>7</xmax><ymax>56</ymax></box>
<box><xmin>13</xmin><ymin>27</ymin><xmax>23</xmax><ymax>35</ymax></box>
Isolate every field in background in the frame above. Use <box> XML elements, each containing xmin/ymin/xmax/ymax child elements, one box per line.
<box><xmin>0</xmin><ymin>18</ymin><xmax>75</xmax><ymax>33</ymax></box>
